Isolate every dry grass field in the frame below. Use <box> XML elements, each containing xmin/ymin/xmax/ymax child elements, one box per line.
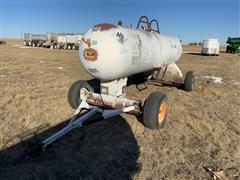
<box><xmin>0</xmin><ymin>39</ymin><xmax>239</xmax><ymax>179</ymax></box>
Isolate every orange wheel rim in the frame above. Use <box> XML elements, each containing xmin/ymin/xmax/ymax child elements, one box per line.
<box><xmin>158</xmin><ymin>99</ymin><xmax>166</xmax><ymax>123</ymax></box>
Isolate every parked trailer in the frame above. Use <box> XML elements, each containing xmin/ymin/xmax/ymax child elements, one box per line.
<box><xmin>74</xmin><ymin>33</ymin><xmax>84</xmax><ymax>49</ymax></box>
<box><xmin>24</xmin><ymin>33</ymin><xmax>46</xmax><ymax>47</ymax></box>
<box><xmin>43</xmin><ymin>32</ymin><xmax>67</xmax><ymax>48</ymax></box>
<box><xmin>75</xmin><ymin>34</ymin><xmax>83</xmax><ymax>44</ymax></box>
<box><xmin>201</xmin><ymin>39</ymin><xmax>220</xmax><ymax>55</ymax></box>
<box><xmin>24</xmin><ymin>32</ymin><xmax>84</xmax><ymax>50</ymax></box>
<box><xmin>57</xmin><ymin>34</ymin><xmax>78</xmax><ymax>50</ymax></box>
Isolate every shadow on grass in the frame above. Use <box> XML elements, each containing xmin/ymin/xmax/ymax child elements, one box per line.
<box><xmin>186</xmin><ymin>52</ymin><xmax>221</xmax><ymax>56</ymax></box>
<box><xmin>185</xmin><ymin>52</ymin><xmax>202</xmax><ymax>56</ymax></box>
<box><xmin>0</xmin><ymin>115</ymin><xmax>140</xmax><ymax>180</ymax></box>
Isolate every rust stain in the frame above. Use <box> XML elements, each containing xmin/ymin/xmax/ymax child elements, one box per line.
<box><xmin>83</xmin><ymin>48</ymin><xmax>98</xmax><ymax>61</ymax></box>
<box><xmin>93</xmin><ymin>23</ymin><xmax>117</xmax><ymax>31</ymax></box>
<box><xmin>82</xmin><ymin>37</ymin><xmax>91</xmax><ymax>47</ymax></box>
<box><xmin>81</xmin><ymin>90</ymin><xmax>141</xmax><ymax>115</ymax></box>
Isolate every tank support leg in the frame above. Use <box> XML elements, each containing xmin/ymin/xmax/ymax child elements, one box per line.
<box><xmin>148</xmin><ymin>63</ymin><xmax>184</xmax><ymax>87</ymax></box>
<box><xmin>161</xmin><ymin>67</ymin><xmax>168</xmax><ymax>79</ymax></box>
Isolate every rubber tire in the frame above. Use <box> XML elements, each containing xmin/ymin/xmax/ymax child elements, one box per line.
<box><xmin>184</xmin><ymin>71</ymin><xmax>194</xmax><ymax>92</ymax></box>
<box><xmin>226</xmin><ymin>46</ymin><xmax>230</xmax><ymax>53</ymax></box>
<box><xmin>143</xmin><ymin>92</ymin><xmax>168</xmax><ymax>129</ymax></box>
<box><xmin>68</xmin><ymin>80</ymin><xmax>94</xmax><ymax>109</ymax></box>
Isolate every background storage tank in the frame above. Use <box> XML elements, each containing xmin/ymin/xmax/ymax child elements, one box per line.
<box><xmin>201</xmin><ymin>39</ymin><xmax>220</xmax><ymax>55</ymax></box>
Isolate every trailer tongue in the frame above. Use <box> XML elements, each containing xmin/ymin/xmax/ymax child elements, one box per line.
<box><xmin>41</xmin><ymin>91</ymin><xmax>139</xmax><ymax>149</ymax></box>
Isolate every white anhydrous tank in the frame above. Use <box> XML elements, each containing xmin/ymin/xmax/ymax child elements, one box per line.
<box><xmin>79</xmin><ymin>23</ymin><xmax>182</xmax><ymax>81</ymax></box>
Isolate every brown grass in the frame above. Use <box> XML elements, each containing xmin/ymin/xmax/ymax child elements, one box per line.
<box><xmin>0</xmin><ymin>39</ymin><xmax>239</xmax><ymax>179</ymax></box>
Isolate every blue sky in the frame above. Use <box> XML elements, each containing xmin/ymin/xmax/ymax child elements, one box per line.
<box><xmin>1</xmin><ymin>0</ymin><xmax>239</xmax><ymax>44</ymax></box>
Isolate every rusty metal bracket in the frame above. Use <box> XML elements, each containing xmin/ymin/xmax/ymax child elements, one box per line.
<box><xmin>81</xmin><ymin>89</ymin><xmax>141</xmax><ymax>115</ymax></box>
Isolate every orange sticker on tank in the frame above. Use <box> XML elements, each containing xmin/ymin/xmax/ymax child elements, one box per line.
<box><xmin>83</xmin><ymin>48</ymin><xmax>98</xmax><ymax>61</ymax></box>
